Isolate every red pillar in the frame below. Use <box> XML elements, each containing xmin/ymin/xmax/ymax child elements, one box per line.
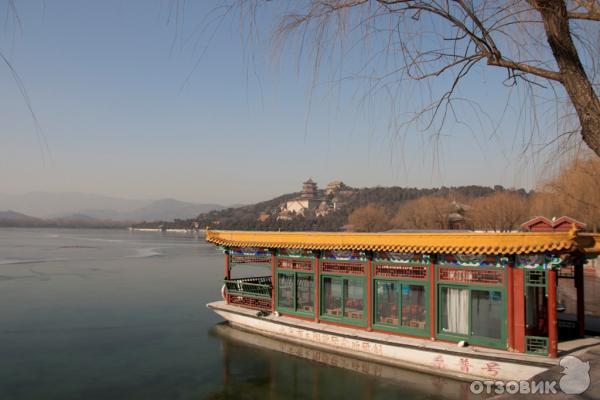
<box><xmin>548</xmin><ymin>269</ymin><xmax>558</xmax><ymax>358</ymax></box>
<box><xmin>429</xmin><ymin>258</ymin><xmax>436</xmax><ymax>340</ymax></box>
<box><xmin>367</xmin><ymin>253</ymin><xmax>373</xmax><ymax>331</ymax></box>
<box><xmin>513</xmin><ymin>268</ymin><xmax>526</xmax><ymax>353</ymax></box>
<box><xmin>576</xmin><ymin>262</ymin><xmax>585</xmax><ymax>337</ymax></box>
<box><xmin>271</xmin><ymin>250</ymin><xmax>276</xmax><ymax>312</ymax></box>
<box><xmin>314</xmin><ymin>252</ymin><xmax>320</xmax><ymax>323</ymax></box>
<box><xmin>507</xmin><ymin>264</ymin><xmax>515</xmax><ymax>351</ymax></box>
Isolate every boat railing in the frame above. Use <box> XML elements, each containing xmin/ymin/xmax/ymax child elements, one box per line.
<box><xmin>224</xmin><ymin>276</ymin><xmax>272</xmax><ymax>299</ymax></box>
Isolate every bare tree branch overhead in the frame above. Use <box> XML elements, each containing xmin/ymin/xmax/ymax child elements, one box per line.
<box><xmin>236</xmin><ymin>0</ymin><xmax>600</xmax><ymax>157</ymax></box>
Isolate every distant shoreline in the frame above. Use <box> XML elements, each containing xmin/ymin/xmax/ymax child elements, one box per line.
<box><xmin>0</xmin><ymin>225</ymin><xmax>203</xmax><ymax>234</ymax></box>
<box><xmin>129</xmin><ymin>227</ymin><xmax>203</xmax><ymax>234</ymax></box>
<box><xmin>0</xmin><ymin>224</ymin><xmax>129</xmax><ymax>229</ymax></box>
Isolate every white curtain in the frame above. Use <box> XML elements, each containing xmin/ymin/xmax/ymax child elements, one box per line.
<box><xmin>446</xmin><ymin>288</ymin><xmax>469</xmax><ymax>335</ymax></box>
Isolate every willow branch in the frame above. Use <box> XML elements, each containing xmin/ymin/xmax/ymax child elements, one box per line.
<box><xmin>567</xmin><ymin>11</ymin><xmax>600</xmax><ymax>20</ymax></box>
<box><xmin>486</xmin><ymin>56</ymin><xmax>563</xmax><ymax>82</ymax></box>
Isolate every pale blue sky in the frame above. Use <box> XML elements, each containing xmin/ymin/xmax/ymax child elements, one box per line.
<box><xmin>1</xmin><ymin>1</ymin><xmax>551</xmax><ymax>204</ymax></box>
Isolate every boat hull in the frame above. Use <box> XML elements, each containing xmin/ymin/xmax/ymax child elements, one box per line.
<box><xmin>208</xmin><ymin>301</ymin><xmax>551</xmax><ymax>382</ymax></box>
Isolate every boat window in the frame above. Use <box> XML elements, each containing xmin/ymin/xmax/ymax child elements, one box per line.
<box><xmin>344</xmin><ymin>279</ymin><xmax>364</xmax><ymax>320</ymax></box>
<box><xmin>375</xmin><ymin>281</ymin><xmax>398</xmax><ymax>325</ymax></box>
<box><xmin>400</xmin><ymin>284</ymin><xmax>426</xmax><ymax>329</ymax></box>
<box><xmin>440</xmin><ymin>287</ymin><xmax>469</xmax><ymax>335</ymax></box>
<box><xmin>471</xmin><ymin>289</ymin><xmax>502</xmax><ymax>339</ymax></box>
<box><xmin>525</xmin><ymin>286</ymin><xmax>548</xmax><ymax>337</ymax></box>
<box><xmin>277</xmin><ymin>273</ymin><xmax>294</xmax><ymax>309</ymax></box>
<box><xmin>296</xmin><ymin>274</ymin><xmax>314</xmax><ymax>312</ymax></box>
<box><xmin>323</xmin><ymin>277</ymin><xmax>343</xmax><ymax>317</ymax></box>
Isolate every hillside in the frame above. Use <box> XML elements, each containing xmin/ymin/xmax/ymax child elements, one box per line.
<box><xmin>133</xmin><ymin>183</ymin><xmax>526</xmax><ymax>231</ymax></box>
<box><xmin>0</xmin><ymin>211</ymin><xmax>45</xmax><ymax>226</ymax></box>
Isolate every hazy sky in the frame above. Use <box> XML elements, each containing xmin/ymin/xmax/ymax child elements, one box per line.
<box><xmin>2</xmin><ymin>1</ymin><xmax>552</xmax><ymax>205</ymax></box>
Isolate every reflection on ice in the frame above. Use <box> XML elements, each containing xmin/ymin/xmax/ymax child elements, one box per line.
<box><xmin>210</xmin><ymin>323</ymin><xmax>482</xmax><ymax>400</ymax></box>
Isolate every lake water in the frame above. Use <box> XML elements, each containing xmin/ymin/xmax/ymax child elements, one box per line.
<box><xmin>0</xmin><ymin>228</ymin><xmax>477</xmax><ymax>399</ymax></box>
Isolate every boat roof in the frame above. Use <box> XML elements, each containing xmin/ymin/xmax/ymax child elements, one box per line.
<box><xmin>206</xmin><ymin>228</ymin><xmax>600</xmax><ymax>256</ymax></box>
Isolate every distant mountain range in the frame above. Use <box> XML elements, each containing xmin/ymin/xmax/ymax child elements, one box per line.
<box><xmin>0</xmin><ymin>192</ymin><xmax>225</xmax><ymax>224</ymax></box>
<box><xmin>0</xmin><ymin>211</ymin><xmax>45</xmax><ymax>225</ymax></box>
<box><xmin>0</xmin><ymin>210</ymin><xmax>124</xmax><ymax>228</ymax></box>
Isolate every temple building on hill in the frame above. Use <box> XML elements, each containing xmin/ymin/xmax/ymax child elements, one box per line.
<box><xmin>280</xmin><ymin>179</ymin><xmax>322</xmax><ymax>218</ymax></box>
<box><xmin>325</xmin><ymin>180</ymin><xmax>347</xmax><ymax>195</ymax></box>
<box><xmin>278</xmin><ymin>179</ymin><xmax>346</xmax><ymax>220</ymax></box>
<box><xmin>301</xmin><ymin>178</ymin><xmax>318</xmax><ymax>199</ymax></box>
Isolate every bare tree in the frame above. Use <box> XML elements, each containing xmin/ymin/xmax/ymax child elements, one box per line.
<box><xmin>347</xmin><ymin>203</ymin><xmax>390</xmax><ymax>231</ymax></box>
<box><xmin>470</xmin><ymin>191</ymin><xmax>530</xmax><ymax>231</ymax></box>
<box><xmin>237</xmin><ymin>0</ymin><xmax>600</xmax><ymax>157</ymax></box>
<box><xmin>531</xmin><ymin>153</ymin><xmax>600</xmax><ymax>229</ymax></box>
<box><xmin>392</xmin><ymin>195</ymin><xmax>454</xmax><ymax>229</ymax></box>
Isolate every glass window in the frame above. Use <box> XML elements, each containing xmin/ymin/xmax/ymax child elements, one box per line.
<box><xmin>278</xmin><ymin>273</ymin><xmax>294</xmax><ymax>309</ymax></box>
<box><xmin>344</xmin><ymin>279</ymin><xmax>364</xmax><ymax>320</ymax></box>
<box><xmin>440</xmin><ymin>287</ymin><xmax>469</xmax><ymax>335</ymax></box>
<box><xmin>296</xmin><ymin>275</ymin><xmax>314</xmax><ymax>312</ymax></box>
<box><xmin>323</xmin><ymin>277</ymin><xmax>342</xmax><ymax>317</ymax></box>
<box><xmin>471</xmin><ymin>290</ymin><xmax>502</xmax><ymax>339</ymax></box>
<box><xmin>526</xmin><ymin>286</ymin><xmax>548</xmax><ymax>336</ymax></box>
<box><xmin>401</xmin><ymin>284</ymin><xmax>426</xmax><ymax>329</ymax></box>
<box><xmin>376</xmin><ymin>281</ymin><xmax>398</xmax><ymax>325</ymax></box>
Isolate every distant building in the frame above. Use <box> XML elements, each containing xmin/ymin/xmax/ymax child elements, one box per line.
<box><xmin>284</xmin><ymin>198</ymin><xmax>322</xmax><ymax>216</ymax></box>
<box><xmin>278</xmin><ymin>178</ymin><xmax>348</xmax><ymax>219</ymax></box>
<box><xmin>448</xmin><ymin>200</ymin><xmax>471</xmax><ymax>230</ymax></box>
<box><xmin>325</xmin><ymin>180</ymin><xmax>346</xmax><ymax>195</ymax></box>
<box><xmin>257</xmin><ymin>212</ymin><xmax>270</xmax><ymax>222</ymax></box>
<box><xmin>301</xmin><ymin>178</ymin><xmax>318</xmax><ymax>199</ymax></box>
<box><xmin>281</xmin><ymin>179</ymin><xmax>322</xmax><ymax>218</ymax></box>
<box><xmin>315</xmin><ymin>201</ymin><xmax>333</xmax><ymax>217</ymax></box>
<box><xmin>276</xmin><ymin>210</ymin><xmax>295</xmax><ymax>221</ymax></box>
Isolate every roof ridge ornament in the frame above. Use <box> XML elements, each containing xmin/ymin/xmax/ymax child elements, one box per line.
<box><xmin>568</xmin><ymin>223</ymin><xmax>579</xmax><ymax>240</ymax></box>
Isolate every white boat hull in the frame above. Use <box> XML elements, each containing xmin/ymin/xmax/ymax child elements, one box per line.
<box><xmin>208</xmin><ymin>301</ymin><xmax>551</xmax><ymax>382</ymax></box>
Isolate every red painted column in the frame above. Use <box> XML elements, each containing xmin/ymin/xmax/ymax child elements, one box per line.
<box><xmin>576</xmin><ymin>262</ymin><xmax>585</xmax><ymax>337</ymax></box>
<box><xmin>314</xmin><ymin>252</ymin><xmax>320</xmax><ymax>323</ymax></box>
<box><xmin>271</xmin><ymin>250</ymin><xmax>276</xmax><ymax>312</ymax></box>
<box><xmin>367</xmin><ymin>253</ymin><xmax>373</xmax><ymax>331</ymax></box>
<box><xmin>429</xmin><ymin>257</ymin><xmax>436</xmax><ymax>340</ymax></box>
<box><xmin>548</xmin><ymin>269</ymin><xmax>558</xmax><ymax>358</ymax></box>
<box><xmin>507</xmin><ymin>263</ymin><xmax>515</xmax><ymax>351</ymax></box>
<box><xmin>513</xmin><ymin>268</ymin><xmax>526</xmax><ymax>353</ymax></box>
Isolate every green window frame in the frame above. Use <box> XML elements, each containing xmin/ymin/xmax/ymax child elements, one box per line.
<box><xmin>373</xmin><ymin>279</ymin><xmax>429</xmax><ymax>337</ymax></box>
<box><xmin>319</xmin><ymin>275</ymin><xmax>367</xmax><ymax>327</ymax></box>
<box><xmin>275</xmin><ymin>271</ymin><xmax>315</xmax><ymax>317</ymax></box>
<box><xmin>436</xmin><ymin>283</ymin><xmax>507</xmax><ymax>349</ymax></box>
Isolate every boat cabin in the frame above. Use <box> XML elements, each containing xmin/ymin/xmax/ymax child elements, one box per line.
<box><xmin>206</xmin><ymin>227</ymin><xmax>600</xmax><ymax>358</ymax></box>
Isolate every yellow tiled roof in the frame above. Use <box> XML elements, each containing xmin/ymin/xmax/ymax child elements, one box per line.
<box><xmin>205</xmin><ymin>229</ymin><xmax>600</xmax><ymax>256</ymax></box>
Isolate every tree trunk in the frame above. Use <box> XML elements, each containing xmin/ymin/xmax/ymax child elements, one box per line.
<box><xmin>534</xmin><ymin>0</ymin><xmax>600</xmax><ymax>157</ymax></box>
